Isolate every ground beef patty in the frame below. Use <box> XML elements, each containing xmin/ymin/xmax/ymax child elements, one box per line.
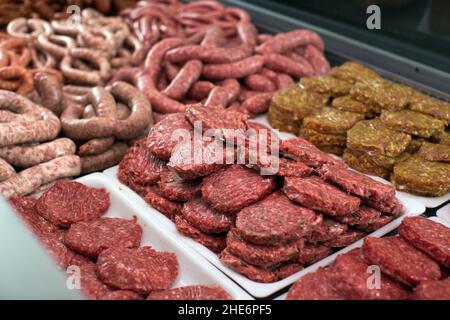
<box><xmin>144</xmin><ymin>185</ymin><xmax>183</xmax><ymax>221</ymax></box>
<box><xmin>333</xmin><ymin>206</ymin><xmax>381</xmax><ymax>226</ymax></box>
<box><xmin>286</xmin><ymin>267</ymin><xmax>343</xmax><ymax>300</ymax></box>
<box><xmin>97</xmin><ymin>246</ymin><xmax>178</xmax><ymax>294</ymax></box>
<box><xmin>399</xmin><ymin>216</ymin><xmax>450</xmax><ymax>268</ymax></box>
<box><xmin>309</xmin><ymin>218</ymin><xmax>348</xmax><ymax>244</ymax></box>
<box><xmin>64</xmin><ymin>218</ymin><xmax>142</xmax><ymax>257</ymax></box>
<box><xmin>329</xmin><ymin>248</ymin><xmax>410</xmax><ymax>300</ymax></box>
<box><xmin>201</xmin><ymin>165</ymin><xmax>276</xmax><ymax>214</ymax></box>
<box><xmin>322</xmin><ymin>228</ymin><xmax>365</xmax><ymax>248</ymax></box>
<box><xmin>362</xmin><ymin>236</ymin><xmax>442</xmax><ymax>287</ymax></box>
<box><xmin>158</xmin><ymin>169</ymin><xmax>202</xmax><ymax>202</ymax></box>
<box><xmin>180</xmin><ymin>197</ymin><xmax>234</xmax><ymax>234</ymax></box>
<box><xmin>412</xmin><ymin>278</ymin><xmax>450</xmax><ymax>300</ymax></box>
<box><xmin>147</xmin><ymin>285</ymin><xmax>232</xmax><ymax>300</ymax></box>
<box><xmin>118</xmin><ymin>139</ymin><xmax>166</xmax><ymax>196</ymax></box>
<box><xmin>297</xmin><ymin>244</ymin><xmax>333</xmax><ymax>266</ymax></box>
<box><xmin>76</xmin><ymin>262</ymin><xmax>110</xmax><ymax>300</ymax></box>
<box><xmin>236</xmin><ymin>191</ymin><xmax>322</xmax><ymax>245</ymax></box>
<box><xmin>283</xmin><ymin>176</ymin><xmax>361</xmax><ymax>217</ymax></box>
<box><xmin>219</xmin><ymin>249</ymin><xmax>303</xmax><ymax>283</ymax></box>
<box><xmin>10</xmin><ymin>197</ymin><xmax>58</xmax><ymax>236</ymax></box>
<box><xmin>40</xmin><ymin>232</ymin><xmax>75</xmax><ymax>269</ymax></box>
<box><xmin>175</xmin><ymin>216</ymin><xmax>226</xmax><ymax>253</ymax></box>
<box><xmin>277</xmin><ymin>158</ymin><xmax>313</xmax><ymax>177</ymax></box>
<box><xmin>146</xmin><ymin>113</ymin><xmax>193</xmax><ymax>160</ymax></box>
<box><xmin>355</xmin><ymin>214</ymin><xmax>396</xmax><ymax>232</ymax></box>
<box><xmin>226</xmin><ymin>229</ymin><xmax>303</xmax><ymax>268</ymax></box>
<box><xmin>36</xmin><ymin>181</ymin><xmax>110</xmax><ymax>227</ymax></box>
<box><xmin>101</xmin><ymin>290</ymin><xmax>144</xmax><ymax>300</ymax></box>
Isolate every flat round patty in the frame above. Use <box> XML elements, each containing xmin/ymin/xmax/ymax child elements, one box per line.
<box><xmin>309</xmin><ymin>218</ymin><xmax>348</xmax><ymax>244</ymax></box>
<box><xmin>146</xmin><ymin>113</ymin><xmax>193</xmax><ymax>160</ymax></box>
<box><xmin>144</xmin><ymin>185</ymin><xmax>183</xmax><ymax>221</ymax></box>
<box><xmin>226</xmin><ymin>229</ymin><xmax>303</xmax><ymax>268</ymax></box>
<box><xmin>201</xmin><ymin>165</ymin><xmax>276</xmax><ymax>214</ymax></box>
<box><xmin>297</xmin><ymin>244</ymin><xmax>333</xmax><ymax>266</ymax></box>
<box><xmin>399</xmin><ymin>216</ymin><xmax>450</xmax><ymax>268</ymax></box>
<box><xmin>36</xmin><ymin>181</ymin><xmax>110</xmax><ymax>227</ymax></box>
<box><xmin>101</xmin><ymin>290</ymin><xmax>144</xmax><ymax>300</ymax></box>
<box><xmin>40</xmin><ymin>232</ymin><xmax>75</xmax><ymax>269</ymax></box>
<box><xmin>118</xmin><ymin>139</ymin><xmax>166</xmax><ymax>195</ymax></box>
<box><xmin>97</xmin><ymin>246</ymin><xmax>179</xmax><ymax>294</ymax></box>
<box><xmin>147</xmin><ymin>285</ymin><xmax>232</xmax><ymax>300</ymax></box>
<box><xmin>10</xmin><ymin>197</ymin><xmax>58</xmax><ymax>236</ymax></box>
<box><xmin>322</xmin><ymin>229</ymin><xmax>365</xmax><ymax>248</ymax></box>
<box><xmin>180</xmin><ymin>197</ymin><xmax>234</xmax><ymax>234</ymax></box>
<box><xmin>64</xmin><ymin>217</ymin><xmax>142</xmax><ymax>257</ymax></box>
<box><xmin>175</xmin><ymin>215</ymin><xmax>226</xmax><ymax>253</ymax></box>
<box><xmin>412</xmin><ymin>278</ymin><xmax>450</xmax><ymax>300</ymax></box>
<box><xmin>219</xmin><ymin>249</ymin><xmax>303</xmax><ymax>283</ymax></box>
<box><xmin>236</xmin><ymin>191</ymin><xmax>322</xmax><ymax>245</ymax></box>
<box><xmin>362</xmin><ymin>236</ymin><xmax>442</xmax><ymax>287</ymax></box>
<box><xmin>76</xmin><ymin>262</ymin><xmax>111</xmax><ymax>300</ymax></box>
<box><xmin>286</xmin><ymin>267</ymin><xmax>343</xmax><ymax>300</ymax></box>
<box><xmin>333</xmin><ymin>206</ymin><xmax>381</xmax><ymax>226</ymax></box>
<box><xmin>329</xmin><ymin>248</ymin><xmax>410</xmax><ymax>300</ymax></box>
<box><xmin>158</xmin><ymin>169</ymin><xmax>202</xmax><ymax>202</ymax></box>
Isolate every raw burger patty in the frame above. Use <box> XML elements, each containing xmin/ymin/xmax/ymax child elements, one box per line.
<box><xmin>157</xmin><ymin>169</ymin><xmax>202</xmax><ymax>202</ymax></box>
<box><xmin>175</xmin><ymin>215</ymin><xmax>226</xmax><ymax>253</ymax></box>
<box><xmin>286</xmin><ymin>267</ymin><xmax>343</xmax><ymax>300</ymax></box>
<box><xmin>147</xmin><ymin>285</ymin><xmax>232</xmax><ymax>300</ymax></box>
<box><xmin>97</xmin><ymin>246</ymin><xmax>179</xmax><ymax>294</ymax></box>
<box><xmin>399</xmin><ymin>216</ymin><xmax>450</xmax><ymax>268</ymax></box>
<box><xmin>329</xmin><ymin>248</ymin><xmax>410</xmax><ymax>300</ymax></box>
<box><xmin>236</xmin><ymin>191</ymin><xmax>322</xmax><ymax>245</ymax></box>
<box><xmin>101</xmin><ymin>291</ymin><xmax>144</xmax><ymax>300</ymax></box>
<box><xmin>283</xmin><ymin>176</ymin><xmax>361</xmax><ymax>216</ymax></box>
<box><xmin>219</xmin><ymin>249</ymin><xmax>303</xmax><ymax>283</ymax></box>
<box><xmin>10</xmin><ymin>197</ymin><xmax>58</xmax><ymax>236</ymax></box>
<box><xmin>76</xmin><ymin>262</ymin><xmax>110</xmax><ymax>300</ymax></box>
<box><xmin>144</xmin><ymin>185</ymin><xmax>182</xmax><ymax>221</ymax></box>
<box><xmin>201</xmin><ymin>165</ymin><xmax>276</xmax><ymax>213</ymax></box>
<box><xmin>146</xmin><ymin>113</ymin><xmax>193</xmax><ymax>160</ymax></box>
<box><xmin>64</xmin><ymin>217</ymin><xmax>142</xmax><ymax>257</ymax></box>
<box><xmin>362</xmin><ymin>236</ymin><xmax>442</xmax><ymax>287</ymax></box>
<box><xmin>180</xmin><ymin>197</ymin><xmax>234</xmax><ymax>234</ymax></box>
<box><xmin>412</xmin><ymin>278</ymin><xmax>450</xmax><ymax>300</ymax></box>
<box><xmin>40</xmin><ymin>232</ymin><xmax>75</xmax><ymax>269</ymax></box>
<box><xmin>226</xmin><ymin>229</ymin><xmax>303</xmax><ymax>268</ymax></box>
<box><xmin>309</xmin><ymin>218</ymin><xmax>348</xmax><ymax>244</ymax></box>
<box><xmin>118</xmin><ymin>139</ymin><xmax>166</xmax><ymax>196</ymax></box>
<box><xmin>297</xmin><ymin>244</ymin><xmax>333</xmax><ymax>266</ymax></box>
<box><xmin>36</xmin><ymin>181</ymin><xmax>110</xmax><ymax>227</ymax></box>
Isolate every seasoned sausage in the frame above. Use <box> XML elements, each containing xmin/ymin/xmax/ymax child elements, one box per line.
<box><xmin>0</xmin><ymin>138</ymin><xmax>76</xmax><ymax>168</ymax></box>
<box><xmin>0</xmin><ymin>157</ymin><xmax>15</xmax><ymax>182</ymax></box>
<box><xmin>202</xmin><ymin>55</ymin><xmax>264</xmax><ymax>80</ymax></box>
<box><xmin>33</xmin><ymin>72</ymin><xmax>63</xmax><ymax>116</ymax></box>
<box><xmin>0</xmin><ymin>155</ymin><xmax>81</xmax><ymax>198</ymax></box>
<box><xmin>162</xmin><ymin>59</ymin><xmax>202</xmax><ymax>100</ymax></box>
<box><xmin>81</xmin><ymin>142</ymin><xmax>128</xmax><ymax>174</ymax></box>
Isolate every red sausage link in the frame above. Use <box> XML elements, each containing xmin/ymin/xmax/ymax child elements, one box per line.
<box><xmin>205</xmin><ymin>86</ymin><xmax>228</xmax><ymax>109</ymax></box>
<box><xmin>187</xmin><ymin>80</ymin><xmax>215</xmax><ymax>100</ymax></box>
<box><xmin>244</xmin><ymin>74</ymin><xmax>276</xmax><ymax>92</ymax></box>
<box><xmin>165</xmin><ymin>44</ymin><xmax>253</xmax><ymax>64</ymax></box>
<box><xmin>263</xmin><ymin>53</ymin><xmax>316</xmax><ymax>78</ymax></box>
<box><xmin>256</xmin><ymin>29</ymin><xmax>325</xmax><ymax>54</ymax></box>
<box><xmin>162</xmin><ymin>59</ymin><xmax>203</xmax><ymax>100</ymax></box>
<box><xmin>202</xmin><ymin>55</ymin><xmax>264</xmax><ymax>80</ymax></box>
<box><xmin>241</xmin><ymin>92</ymin><xmax>274</xmax><ymax>115</ymax></box>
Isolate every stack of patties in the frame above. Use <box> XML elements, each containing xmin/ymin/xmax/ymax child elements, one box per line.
<box><xmin>297</xmin><ymin>75</ymin><xmax>362</xmax><ymax>156</ymax></box>
<box><xmin>345</xmin><ymin>119</ymin><xmax>412</xmax><ymax>179</ymax></box>
<box><xmin>268</xmin><ymin>83</ymin><xmax>328</xmax><ymax>135</ymax></box>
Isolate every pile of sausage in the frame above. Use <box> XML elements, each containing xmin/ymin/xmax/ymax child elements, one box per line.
<box><xmin>115</xmin><ymin>0</ymin><xmax>330</xmax><ymax>116</ymax></box>
<box><xmin>6</xmin><ymin>8</ymin><xmax>146</xmax><ymax>87</ymax></box>
<box><xmin>287</xmin><ymin>216</ymin><xmax>450</xmax><ymax>300</ymax></box>
<box><xmin>9</xmin><ymin>180</ymin><xmax>232</xmax><ymax>300</ymax></box>
<box><xmin>0</xmin><ymin>0</ymin><xmax>138</xmax><ymax>29</ymax></box>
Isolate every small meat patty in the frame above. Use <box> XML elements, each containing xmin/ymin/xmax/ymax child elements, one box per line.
<box><xmin>64</xmin><ymin>217</ymin><xmax>142</xmax><ymax>257</ymax></box>
<box><xmin>97</xmin><ymin>246</ymin><xmax>179</xmax><ymax>294</ymax></box>
<box><xmin>36</xmin><ymin>181</ymin><xmax>110</xmax><ymax>227</ymax></box>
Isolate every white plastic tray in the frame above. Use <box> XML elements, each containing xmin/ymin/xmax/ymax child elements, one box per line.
<box><xmin>102</xmin><ymin>166</ymin><xmax>424</xmax><ymax>298</ymax></box>
<box><xmin>429</xmin><ymin>216</ymin><xmax>450</xmax><ymax>228</ymax></box>
<box><xmin>252</xmin><ymin>113</ymin><xmax>450</xmax><ymax>208</ymax></box>
<box><xmin>437</xmin><ymin>203</ymin><xmax>450</xmax><ymax>224</ymax></box>
<box><xmin>76</xmin><ymin>173</ymin><xmax>252</xmax><ymax>300</ymax></box>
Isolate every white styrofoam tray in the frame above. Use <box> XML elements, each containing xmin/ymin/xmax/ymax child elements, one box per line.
<box><xmin>103</xmin><ymin>166</ymin><xmax>425</xmax><ymax>298</ymax></box>
<box><xmin>437</xmin><ymin>203</ymin><xmax>450</xmax><ymax>224</ymax></box>
<box><xmin>76</xmin><ymin>173</ymin><xmax>252</xmax><ymax>300</ymax></box>
<box><xmin>252</xmin><ymin>113</ymin><xmax>450</xmax><ymax>209</ymax></box>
